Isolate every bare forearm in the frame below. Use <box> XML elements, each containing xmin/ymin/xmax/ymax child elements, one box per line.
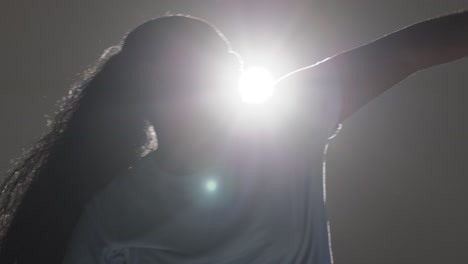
<box><xmin>392</xmin><ymin>10</ymin><xmax>468</xmax><ymax>71</ymax></box>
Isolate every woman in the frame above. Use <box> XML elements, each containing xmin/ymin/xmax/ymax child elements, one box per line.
<box><xmin>2</xmin><ymin>11</ymin><xmax>468</xmax><ymax>264</ymax></box>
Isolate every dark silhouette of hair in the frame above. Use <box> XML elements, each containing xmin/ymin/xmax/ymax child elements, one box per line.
<box><xmin>0</xmin><ymin>14</ymin><xmax>240</xmax><ymax>263</ymax></box>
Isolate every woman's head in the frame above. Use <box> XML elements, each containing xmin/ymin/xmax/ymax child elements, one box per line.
<box><xmin>120</xmin><ymin>15</ymin><xmax>243</xmax><ymax>165</ymax></box>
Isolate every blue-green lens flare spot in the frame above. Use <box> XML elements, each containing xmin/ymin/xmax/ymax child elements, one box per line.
<box><xmin>205</xmin><ymin>179</ymin><xmax>218</xmax><ymax>192</ymax></box>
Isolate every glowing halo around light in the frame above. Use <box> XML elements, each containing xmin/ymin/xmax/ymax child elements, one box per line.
<box><xmin>238</xmin><ymin>67</ymin><xmax>275</xmax><ymax>104</ymax></box>
<box><xmin>205</xmin><ymin>179</ymin><xmax>218</xmax><ymax>192</ymax></box>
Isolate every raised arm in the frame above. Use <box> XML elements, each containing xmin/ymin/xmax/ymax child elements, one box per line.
<box><xmin>316</xmin><ymin>10</ymin><xmax>468</xmax><ymax>121</ymax></box>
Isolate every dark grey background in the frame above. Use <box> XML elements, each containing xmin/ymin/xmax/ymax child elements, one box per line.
<box><xmin>1</xmin><ymin>0</ymin><xmax>468</xmax><ymax>263</ymax></box>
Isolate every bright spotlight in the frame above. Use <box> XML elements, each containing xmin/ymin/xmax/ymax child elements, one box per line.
<box><xmin>238</xmin><ymin>67</ymin><xmax>275</xmax><ymax>104</ymax></box>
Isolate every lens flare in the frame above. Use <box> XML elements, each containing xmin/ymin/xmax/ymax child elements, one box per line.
<box><xmin>238</xmin><ymin>67</ymin><xmax>275</xmax><ymax>104</ymax></box>
<box><xmin>205</xmin><ymin>179</ymin><xmax>218</xmax><ymax>192</ymax></box>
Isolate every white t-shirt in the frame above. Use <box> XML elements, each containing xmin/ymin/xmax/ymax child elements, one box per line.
<box><xmin>62</xmin><ymin>66</ymin><xmax>342</xmax><ymax>264</ymax></box>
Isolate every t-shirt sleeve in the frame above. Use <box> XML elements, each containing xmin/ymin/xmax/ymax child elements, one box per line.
<box><xmin>271</xmin><ymin>64</ymin><xmax>343</xmax><ymax>142</ymax></box>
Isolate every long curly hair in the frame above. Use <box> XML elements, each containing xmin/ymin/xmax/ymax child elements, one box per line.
<box><xmin>0</xmin><ymin>14</ymin><xmax>238</xmax><ymax>263</ymax></box>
